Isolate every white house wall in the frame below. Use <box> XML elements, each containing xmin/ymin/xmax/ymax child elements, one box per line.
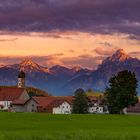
<box><xmin>89</xmin><ymin>107</ymin><xmax>97</xmax><ymax>113</ymax></box>
<box><xmin>53</xmin><ymin>101</ymin><xmax>71</xmax><ymax>114</ymax></box>
<box><xmin>0</xmin><ymin>101</ymin><xmax>12</xmax><ymax>110</ymax></box>
<box><xmin>88</xmin><ymin>106</ymin><xmax>104</xmax><ymax>114</ymax></box>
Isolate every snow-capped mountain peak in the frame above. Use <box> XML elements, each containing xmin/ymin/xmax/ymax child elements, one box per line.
<box><xmin>19</xmin><ymin>59</ymin><xmax>41</xmax><ymax>72</ymax></box>
<box><xmin>103</xmin><ymin>49</ymin><xmax>130</xmax><ymax>64</ymax></box>
<box><xmin>20</xmin><ymin>59</ymin><xmax>38</xmax><ymax>67</ymax></box>
<box><xmin>110</xmin><ymin>49</ymin><xmax>130</xmax><ymax>62</ymax></box>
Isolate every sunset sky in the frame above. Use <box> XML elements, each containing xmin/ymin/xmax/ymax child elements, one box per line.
<box><xmin>0</xmin><ymin>0</ymin><xmax>140</xmax><ymax>69</ymax></box>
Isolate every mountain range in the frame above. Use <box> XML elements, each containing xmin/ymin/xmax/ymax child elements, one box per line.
<box><xmin>0</xmin><ymin>49</ymin><xmax>140</xmax><ymax>95</ymax></box>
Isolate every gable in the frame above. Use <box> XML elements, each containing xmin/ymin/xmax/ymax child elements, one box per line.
<box><xmin>59</xmin><ymin>101</ymin><xmax>71</xmax><ymax>107</ymax></box>
<box><xmin>19</xmin><ymin>89</ymin><xmax>30</xmax><ymax>100</ymax></box>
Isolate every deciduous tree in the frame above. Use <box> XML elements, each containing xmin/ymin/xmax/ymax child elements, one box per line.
<box><xmin>105</xmin><ymin>70</ymin><xmax>138</xmax><ymax>114</ymax></box>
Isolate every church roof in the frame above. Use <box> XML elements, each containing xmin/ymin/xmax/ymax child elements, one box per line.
<box><xmin>0</xmin><ymin>87</ymin><xmax>25</xmax><ymax>101</ymax></box>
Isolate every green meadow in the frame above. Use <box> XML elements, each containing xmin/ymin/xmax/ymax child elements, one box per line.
<box><xmin>0</xmin><ymin>113</ymin><xmax>140</xmax><ymax>140</ymax></box>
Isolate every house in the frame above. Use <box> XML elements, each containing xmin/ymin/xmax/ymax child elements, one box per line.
<box><xmin>126</xmin><ymin>102</ymin><xmax>140</xmax><ymax>114</ymax></box>
<box><xmin>33</xmin><ymin>96</ymin><xmax>72</xmax><ymax>114</ymax></box>
<box><xmin>11</xmin><ymin>98</ymin><xmax>37</xmax><ymax>112</ymax></box>
<box><xmin>88</xmin><ymin>104</ymin><xmax>104</xmax><ymax>114</ymax></box>
<box><xmin>88</xmin><ymin>96</ymin><xmax>108</xmax><ymax>114</ymax></box>
<box><xmin>52</xmin><ymin>100</ymin><xmax>71</xmax><ymax>114</ymax></box>
<box><xmin>0</xmin><ymin>87</ymin><xmax>30</xmax><ymax>110</ymax></box>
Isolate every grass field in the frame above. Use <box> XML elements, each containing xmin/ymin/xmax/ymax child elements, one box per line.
<box><xmin>0</xmin><ymin>113</ymin><xmax>140</xmax><ymax>140</ymax></box>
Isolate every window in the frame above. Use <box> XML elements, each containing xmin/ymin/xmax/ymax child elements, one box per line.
<box><xmin>4</xmin><ymin>102</ymin><xmax>6</xmax><ymax>107</ymax></box>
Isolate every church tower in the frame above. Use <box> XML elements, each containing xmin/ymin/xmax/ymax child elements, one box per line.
<box><xmin>18</xmin><ymin>71</ymin><xmax>25</xmax><ymax>88</ymax></box>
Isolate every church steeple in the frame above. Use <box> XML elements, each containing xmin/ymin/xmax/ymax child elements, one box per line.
<box><xmin>18</xmin><ymin>71</ymin><xmax>25</xmax><ymax>88</ymax></box>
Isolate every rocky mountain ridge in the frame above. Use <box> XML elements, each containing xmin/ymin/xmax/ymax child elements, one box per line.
<box><xmin>0</xmin><ymin>49</ymin><xmax>140</xmax><ymax>95</ymax></box>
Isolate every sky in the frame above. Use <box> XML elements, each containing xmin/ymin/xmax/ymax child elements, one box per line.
<box><xmin>0</xmin><ymin>0</ymin><xmax>140</xmax><ymax>69</ymax></box>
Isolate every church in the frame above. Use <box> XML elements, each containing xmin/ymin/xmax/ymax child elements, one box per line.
<box><xmin>0</xmin><ymin>71</ymin><xmax>30</xmax><ymax>111</ymax></box>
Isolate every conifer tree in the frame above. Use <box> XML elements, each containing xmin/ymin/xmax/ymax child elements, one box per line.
<box><xmin>72</xmin><ymin>88</ymin><xmax>89</xmax><ymax>114</ymax></box>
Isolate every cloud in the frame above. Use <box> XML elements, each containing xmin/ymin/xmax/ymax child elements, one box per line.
<box><xmin>0</xmin><ymin>53</ymin><xmax>64</xmax><ymax>67</ymax></box>
<box><xmin>94</xmin><ymin>47</ymin><xmax>116</xmax><ymax>56</ymax></box>
<box><xmin>0</xmin><ymin>38</ymin><xmax>18</xmax><ymax>42</ymax></box>
<box><xmin>61</xmin><ymin>55</ymin><xmax>106</xmax><ymax>69</ymax></box>
<box><xmin>0</xmin><ymin>53</ymin><xmax>106</xmax><ymax>69</ymax></box>
<box><xmin>127</xmin><ymin>35</ymin><xmax>140</xmax><ymax>41</ymax></box>
<box><xmin>0</xmin><ymin>0</ymin><xmax>139</xmax><ymax>39</ymax></box>
<box><xmin>82</xmin><ymin>49</ymin><xmax>87</xmax><ymax>52</ymax></box>
<box><xmin>129</xmin><ymin>52</ymin><xmax>140</xmax><ymax>57</ymax></box>
<box><xmin>97</xmin><ymin>42</ymin><xmax>113</xmax><ymax>47</ymax></box>
<box><xmin>68</xmin><ymin>49</ymin><xmax>75</xmax><ymax>53</ymax></box>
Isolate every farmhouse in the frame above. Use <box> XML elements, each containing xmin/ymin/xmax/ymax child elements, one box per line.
<box><xmin>88</xmin><ymin>96</ymin><xmax>108</xmax><ymax>114</ymax></box>
<box><xmin>33</xmin><ymin>96</ymin><xmax>72</xmax><ymax>114</ymax></box>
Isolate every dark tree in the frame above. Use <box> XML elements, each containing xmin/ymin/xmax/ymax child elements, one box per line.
<box><xmin>72</xmin><ymin>88</ymin><xmax>89</xmax><ymax>114</ymax></box>
<box><xmin>105</xmin><ymin>70</ymin><xmax>138</xmax><ymax>114</ymax></box>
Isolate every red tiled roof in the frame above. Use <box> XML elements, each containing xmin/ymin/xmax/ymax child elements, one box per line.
<box><xmin>12</xmin><ymin>99</ymin><xmax>27</xmax><ymax>105</ymax></box>
<box><xmin>48</xmin><ymin>99</ymin><xmax>69</xmax><ymax>108</ymax></box>
<box><xmin>88</xmin><ymin>96</ymin><xmax>98</xmax><ymax>101</ymax></box>
<box><xmin>127</xmin><ymin>102</ymin><xmax>140</xmax><ymax>113</ymax></box>
<box><xmin>0</xmin><ymin>87</ymin><xmax>24</xmax><ymax>101</ymax></box>
<box><xmin>53</xmin><ymin>96</ymin><xmax>73</xmax><ymax>105</ymax></box>
<box><xmin>12</xmin><ymin>98</ymin><xmax>38</xmax><ymax>105</ymax></box>
<box><xmin>33</xmin><ymin>96</ymin><xmax>73</xmax><ymax>110</ymax></box>
<box><xmin>33</xmin><ymin>97</ymin><xmax>55</xmax><ymax>108</ymax></box>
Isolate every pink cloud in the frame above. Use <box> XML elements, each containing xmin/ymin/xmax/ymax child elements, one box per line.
<box><xmin>0</xmin><ymin>54</ymin><xmax>106</xmax><ymax>69</ymax></box>
<box><xmin>61</xmin><ymin>55</ymin><xmax>106</xmax><ymax>69</ymax></box>
<box><xmin>94</xmin><ymin>47</ymin><xmax>116</xmax><ymax>56</ymax></box>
